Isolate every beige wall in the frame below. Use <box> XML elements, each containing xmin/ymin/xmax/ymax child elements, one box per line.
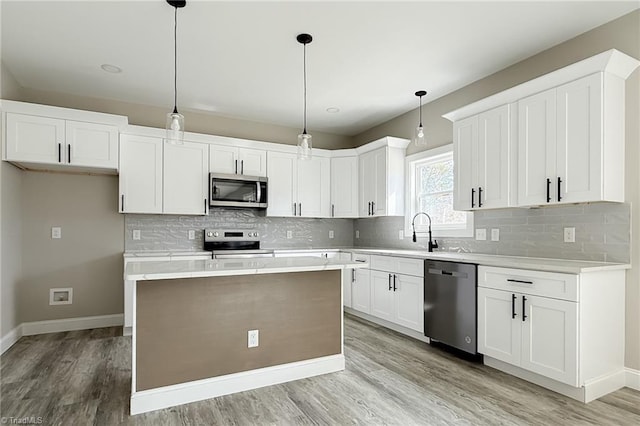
<box><xmin>354</xmin><ymin>10</ymin><xmax>640</xmax><ymax>369</ymax></box>
<box><xmin>19</xmin><ymin>172</ymin><xmax>124</xmax><ymax>322</ymax></box>
<box><xmin>0</xmin><ymin>62</ymin><xmax>21</xmax><ymax>101</ymax></box>
<box><xmin>17</xmin><ymin>87</ymin><xmax>355</xmax><ymax>150</ymax></box>
<box><xmin>0</xmin><ymin>161</ymin><xmax>22</xmax><ymax>336</ymax></box>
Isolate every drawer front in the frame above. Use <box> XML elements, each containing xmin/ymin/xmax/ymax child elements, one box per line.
<box><xmin>351</xmin><ymin>253</ymin><xmax>371</xmax><ymax>265</ymax></box>
<box><xmin>395</xmin><ymin>257</ymin><xmax>423</xmax><ymax>277</ymax></box>
<box><xmin>370</xmin><ymin>255</ymin><xmax>396</xmax><ymax>272</ymax></box>
<box><xmin>478</xmin><ymin>266</ymin><xmax>578</xmax><ymax>302</ymax></box>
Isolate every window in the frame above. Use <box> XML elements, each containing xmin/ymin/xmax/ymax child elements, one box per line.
<box><xmin>405</xmin><ymin>144</ymin><xmax>473</xmax><ymax>238</ymax></box>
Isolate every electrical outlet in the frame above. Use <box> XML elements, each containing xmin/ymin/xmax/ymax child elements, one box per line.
<box><xmin>564</xmin><ymin>227</ymin><xmax>576</xmax><ymax>243</ymax></box>
<box><xmin>133</xmin><ymin>230</ymin><xmax>141</xmax><ymax>240</ymax></box>
<box><xmin>355</xmin><ymin>230</ymin><xmax>360</xmax><ymax>239</ymax></box>
<box><xmin>491</xmin><ymin>228</ymin><xmax>500</xmax><ymax>241</ymax></box>
<box><xmin>286</xmin><ymin>230</ymin><xmax>293</xmax><ymax>239</ymax></box>
<box><xmin>248</xmin><ymin>329</ymin><xmax>259</xmax><ymax>348</ymax></box>
<box><xmin>475</xmin><ymin>228</ymin><xmax>487</xmax><ymax>241</ymax></box>
<box><xmin>49</xmin><ymin>288</ymin><xmax>72</xmax><ymax>305</ymax></box>
<box><xmin>188</xmin><ymin>230</ymin><xmax>195</xmax><ymax>240</ymax></box>
<box><xmin>329</xmin><ymin>230</ymin><xmax>334</xmax><ymax>239</ymax></box>
<box><xmin>398</xmin><ymin>230</ymin><xmax>404</xmax><ymax>240</ymax></box>
<box><xmin>51</xmin><ymin>227</ymin><xmax>62</xmax><ymax>239</ymax></box>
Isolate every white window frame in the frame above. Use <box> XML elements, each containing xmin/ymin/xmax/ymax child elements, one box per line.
<box><xmin>404</xmin><ymin>144</ymin><xmax>473</xmax><ymax>238</ymax></box>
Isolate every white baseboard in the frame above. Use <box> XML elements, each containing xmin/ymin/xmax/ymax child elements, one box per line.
<box><xmin>344</xmin><ymin>308</ymin><xmax>430</xmax><ymax>343</ymax></box>
<box><xmin>130</xmin><ymin>354</ymin><xmax>345</xmax><ymax>415</ymax></box>
<box><xmin>0</xmin><ymin>324</ymin><xmax>23</xmax><ymax>355</ymax></box>
<box><xmin>21</xmin><ymin>313</ymin><xmax>123</xmax><ymax>336</ymax></box>
<box><xmin>626</xmin><ymin>368</ymin><xmax>640</xmax><ymax>391</ymax></box>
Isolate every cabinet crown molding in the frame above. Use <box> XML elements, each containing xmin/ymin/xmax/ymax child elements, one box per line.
<box><xmin>443</xmin><ymin>49</ymin><xmax>640</xmax><ymax>123</ymax></box>
<box><xmin>355</xmin><ymin>136</ymin><xmax>410</xmax><ymax>155</ymax></box>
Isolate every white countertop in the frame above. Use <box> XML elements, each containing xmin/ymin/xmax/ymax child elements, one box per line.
<box><xmin>124</xmin><ymin>256</ymin><xmax>367</xmax><ymax>281</ymax></box>
<box><xmin>124</xmin><ymin>251</ymin><xmax>211</xmax><ymax>259</ymax></box>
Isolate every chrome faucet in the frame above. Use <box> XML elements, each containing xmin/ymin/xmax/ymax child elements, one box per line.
<box><xmin>411</xmin><ymin>212</ymin><xmax>438</xmax><ymax>252</ymax></box>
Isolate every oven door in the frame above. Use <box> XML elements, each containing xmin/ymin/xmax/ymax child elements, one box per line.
<box><xmin>209</xmin><ymin>173</ymin><xmax>267</xmax><ymax>208</ymax></box>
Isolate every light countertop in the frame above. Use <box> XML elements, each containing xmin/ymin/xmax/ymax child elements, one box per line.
<box><xmin>124</xmin><ymin>256</ymin><xmax>367</xmax><ymax>281</ymax></box>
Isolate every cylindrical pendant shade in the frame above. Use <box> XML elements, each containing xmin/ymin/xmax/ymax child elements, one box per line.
<box><xmin>297</xmin><ymin>132</ymin><xmax>312</xmax><ymax>160</ymax></box>
<box><xmin>414</xmin><ymin>125</ymin><xmax>426</xmax><ymax>146</ymax></box>
<box><xmin>166</xmin><ymin>111</ymin><xmax>185</xmax><ymax>145</ymax></box>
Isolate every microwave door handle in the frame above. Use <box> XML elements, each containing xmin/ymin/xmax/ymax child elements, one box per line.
<box><xmin>256</xmin><ymin>181</ymin><xmax>261</xmax><ymax>203</ymax></box>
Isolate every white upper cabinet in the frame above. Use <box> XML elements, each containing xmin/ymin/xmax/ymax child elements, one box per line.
<box><xmin>266</xmin><ymin>151</ymin><xmax>330</xmax><ymax>218</ymax></box>
<box><xmin>518</xmin><ymin>73</ymin><xmax>624</xmax><ymax>206</ymax></box>
<box><xmin>330</xmin><ymin>155</ymin><xmax>359</xmax><ymax>218</ymax></box>
<box><xmin>119</xmin><ymin>134</ymin><xmax>163</xmax><ymax>214</ymax></box>
<box><xmin>164</xmin><ymin>141</ymin><xmax>209</xmax><ymax>215</ymax></box>
<box><xmin>3</xmin><ymin>101</ymin><xmax>126</xmax><ymax>172</ymax></box>
<box><xmin>209</xmin><ymin>144</ymin><xmax>267</xmax><ymax>177</ymax></box>
<box><xmin>453</xmin><ymin>104</ymin><xmax>512</xmax><ymax>211</ymax></box>
<box><xmin>358</xmin><ymin>137</ymin><xmax>409</xmax><ymax>217</ymax></box>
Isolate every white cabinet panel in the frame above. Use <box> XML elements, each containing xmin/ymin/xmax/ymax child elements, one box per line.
<box><xmin>65</xmin><ymin>121</ymin><xmax>118</xmax><ymax>168</ymax></box>
<box><xmin>297</xmin><ymin>156</ymin><xmax>330</xmax><ymax>217</ymax></box>
<box><xmin>351</xmin><ymin>268</ymin><xmax>371</xmax><ymax>314</ymax></box>
<box><xmin>163</xmin><ymin>141</ymin><xmax>209</xmax><ymax>215</ymax></box>
<box><xmin>478</xmin><ymin>287</ymin><xmax>521</xmax><ymax>366</ymax></box>
<box><xmin>209</xmin><ymin>144</ymin><xmax>267</xmax><ymax>177</ymax></box>
<box><xmin>266</xmin><ymin>151</ymin><xmax>297</xmax><ymax>217</ymax></box>
<box><xmin>238</xmin><ymin>148</ymin><xmax>267</xmax><ymax>177</ymax></box>
<box><xmin>394</xmin><ymin>274</ymin><xmax>424</xmax><ymax>332</ymax></box>
<box><xmin>119</xmin><ymin>135</ymin><xmax>163</xmax><ymax>214</ymax></box>
<box><xmin>330</xmin><ymin>156</ymin><xmax>358</xmax><ymax>218</ymax></box>
<box><xmin>358</xmin><ymin>140</ymin><xmax>407</xmax><ymax>217</ymax></box>
<box><xmin>453</xmin><ymin>115</ymin><xmax>477</xmax><ymax>211</ymax></box>
<box><xmin>5</xmin><ymin>113</ymin><xmax>65</xmax><ymax>164</ymax></box>
<box><xmin>477</xmin><ymin>105</ymin><xmax>510</xmax><ymax>209</ymax></box>
<box><xmin>370</xmin><ymin>270</ymin><xmax>394</xmax><ymax>321</ymax></box>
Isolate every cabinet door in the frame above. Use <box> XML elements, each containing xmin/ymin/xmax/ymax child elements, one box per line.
<box><xmin>297</xmin><ymin>156</ymin><xmax>330</xmax><ymax>217</ymax></box>
<box><xmin>477</xmin><ymin>288</ymin><xmax>521</xmax><ymax>366</ymax></box>
<box><xmin>359</xmin><ymin>151</ymin><xmax>375</xmax><ymax>216</ymax></box>
<box><xmin>163</xmin><ymin>141</ymin><xmax>209</xmax><ymax>215</ymax></box>
<box><xmin>5</xmin><ymin>113</ymin><xmax>65</xmax><ymax>164</ymax></box>
<box><xmin>65</xmin><ymin>121</ymin><xmax>118</xmax><ymax>168</ymax></box>
<box><xmin>209</xmin><ymin>144</ymin><xmax>238</xmax><ymax>175</ymax></box>
<box><xmin>556</xmin><ymin>73</ymin><xmax>603</xmax><ymax>204</ymax></box>
<box><xmin>331</xmin><ymin>156</ymin><xmax>359</xmax><ymax>218</ymax></box>
<box><xmin>520</xmin><ymin>294</ymin><xmax>578</xmax><ymax>386</ymax></box>
<box><xmin>351</xmin><ymin>268</ymin><xmax>371</xmax><ymax>314</ymax></box>
<box><xmin>477</xmin><ymin>105</ymin><xmax>510</xmax><ymax>209</ymax></box>
<box><xmin>370</xmin><ymin>270</ymin><xmax>394</xmax><ymax>322</ymax></box>
<box><xmin>518</xmin><ymin>89</ymin><xmax>556</xmax><ymax>206</ymax></box>
<box><xmin>394</xmin><ymin>274</ymin><xmax>424</xmax><ymax>332</ymax></box>
<box><xmin>453</xmin><ymin>115</ymin><xmax>477</xmax><ymax>210</ymax></box>
<box><xmin>371</xmin><ymin>148</ymin><xmax>387</xmax><ymax>216</ymax></box>
<box><xmin>238</xmin><ymin>148</ymin><xmax>267</xmax><ymax>177</ymax></box>
<box><xmin>119</xmin><ymin>135</ymin><xmax>163</xmax><ymax>214</ymax></box>
<box><xmin>266</xmin><ymin>151</ymin><xmax>297</xmax><ymax>217</ymax></box>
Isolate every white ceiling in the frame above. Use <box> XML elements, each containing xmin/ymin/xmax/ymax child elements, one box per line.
<box><xmin>1</xmin><ymin>1</ymin><xmax>638</xmax><ymax>136</ymax></box>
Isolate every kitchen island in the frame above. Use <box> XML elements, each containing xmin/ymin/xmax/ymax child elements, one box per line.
<box><xmin>125</xmin><ymin>256</ymin><xmax>367</xmax><ymax>415</ymax></box>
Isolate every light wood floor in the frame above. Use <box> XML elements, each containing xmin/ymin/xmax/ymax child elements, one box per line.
<box><xmin>2</xmin><ymin>314</ymin><xmax>639</xmax><ymax>425</ymax></box>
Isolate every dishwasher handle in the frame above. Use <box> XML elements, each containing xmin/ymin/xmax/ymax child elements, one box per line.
<box><xmin>426</xmin><ymin>268</ymin><xmax>468</xmax><ymax>279</ymax></box>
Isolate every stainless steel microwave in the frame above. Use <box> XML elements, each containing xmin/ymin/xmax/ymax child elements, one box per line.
<box><xmin>209</xmin><ymin>173</ymin><xmax>268</xmax><ymax>209</ymax></box>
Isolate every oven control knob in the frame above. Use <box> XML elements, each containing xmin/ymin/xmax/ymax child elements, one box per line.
<box><xmin>206</xmin><ymin>232</ymin><xmax>213</xmax><ymax>237</ymax></box>
<box><xmin>254</xmin><ymin>232</ymin><xmax>259</xmax><ymax>237</ymax></box>
<box><xmin>248</xmin><ymin>232</ymin><xmax>254</xmax><ymax>237</ymax></box>
<box><xmin>213</xmin><ymin>232</ymin><xmax>219</xmax><ymax>237</ymax></box>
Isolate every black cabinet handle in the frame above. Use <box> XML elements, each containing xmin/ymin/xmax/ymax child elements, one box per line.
<box><xmin>393</xmin><ymin>274</ymin><xmax>397</xmax><ymax>292</ymax></box>
<box><xmin>471</xmin><ymin>188</ymin><xmax>475</xmax><ymax>208</ymax></box>
<box><xmin>67</xmin><ymin>144</ymin><xmax>71</xmax><ymax>163</ymax></box>
<box><xmin>204</xmin><ymin>199</ymin><xmax>207</xmax><ymax>215</ymax></box>
<box><xmin>371</xmin><ymin>201</ymin><xmax>375</xmax><ymax>215</ymax></box>
<box><xmin>557</xmin><ymin>177</ymin><xmax>562</xmax><ymax>202</ymax></box>
<box><xmin>546</xmin><ymin>178</ymin><xmax>551</xmax><ymax>203</ymax></box>
<box><xmin>512</xmin><ymin>294</ymin><xmax>517</xmax><ymax>319</ymax></box>
<box><xmin>522</xmin><ymin>296</ymin><xmax>527</xmax><ymax>322</ymax></box>
<box><xmin>478</xmin><ymin>187</ymin><xmax>483</xmax><ymax>207</ymax></box>
<box><xmin>58</xmin><ymin>143</ymin><xmax>62</xmax><ymax>163</ymax></box>
<box><xmin>368</xmin><ymin>202</ymin><xmax>371</xmax><ymax>216</ymax></box>
<box><xmin>121</xmin><ymin>194</ymin><xmax>125</xmax><ymax>211</ymax></box>
<box><xmin>298</xmin><ymin>203</ymin><xmax>302</xmax><ymax>216</ymax></box>
<box><xmin>507</xmin><ymin>279</ymin><xmax>533</xmax><ymax>285</ymax></box>
<box><xmin>235</xmin><ymin>160</ymin><xmax>238</xmax><ymax>174</ymax></box>
<box><xmin>352</xmin><ymin>269</ymin><xmax>355</xmax><ymax>282</ymax></box>
<box><xmin>332</xmin><ymin>204</ymin><xmax>335</xmax><ymax>217</ymax></box>
<box><xmin>388</xmin><ymin>274</ymin><xmax>392</xmax><ymax>291</ymax></box>
<box><xmin>241</xmin><ymin>160</ymin><xmax>244</xmax><ymax>175</ymax></box>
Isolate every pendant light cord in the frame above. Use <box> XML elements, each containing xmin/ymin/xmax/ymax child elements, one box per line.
<box><xmin>173</xmin><ymin>6</ymin><xmax>178</xmax><ymax>113</ymax></box>
<box><xmin>419</xmin><ymin>95</ymin><xmax>423</xmax><ymax>127</ymax></box>
<box><xmin>303</xmin><ymin>42</ymin><xmax>307</xmax><ymax>134</ymax></box>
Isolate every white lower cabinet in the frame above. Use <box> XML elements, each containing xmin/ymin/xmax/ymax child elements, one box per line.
<box><xmin>351</xmin><ymin>268</ymin><xmax>371</xmax><ymax>314</ymax></box>
<box><xmin>477</xmin><ymin>265</ymin><xmax>625</xmax><ymax>402</ymax></box>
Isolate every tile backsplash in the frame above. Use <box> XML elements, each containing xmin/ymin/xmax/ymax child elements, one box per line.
<box><xmin>125</xmin><ymin>208</ymin><xmax>353</xmax><ymax>252</ymax></box>
<box><xmin>354</xmin><ymin>202</ymin><xmax>631</xmax><ymax>263</ymax></box>
<box><xmin>125</xmin><ymin>203</ymin><xmax>630</xmax><ymax>263</ymax></box>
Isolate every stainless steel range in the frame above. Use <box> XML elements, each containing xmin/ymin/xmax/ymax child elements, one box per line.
<box><xmin>204</xmin><ymin>229</ymin><xmax>274</xmax><ymax>259</ymax></box>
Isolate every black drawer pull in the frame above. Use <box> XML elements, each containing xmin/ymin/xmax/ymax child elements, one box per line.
<box><xmin>388</xmin><ymin>274</ymin><xmax>392</xmax><ymax>291</ymax></box>
<box><xmin>355</xmin><ymin>259</ymin><xmax>366</xmax><ymax>263</ymax></box>
<box><xmin>522</xmin><ymin>296</ymin><xmax>527</xmax><ymax>322</ymax></box>
<box><xmin>507</xmin><ymin>279</ymin><xmax>533</xmax><ymax>285</ymax></box>
<box><xmin>511</xmin><ymin>294</ymin><xmax>517</xmax><ymax>319</ymax></box>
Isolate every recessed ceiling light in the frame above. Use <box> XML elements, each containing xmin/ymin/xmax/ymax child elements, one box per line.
<box><xmin>101</xmin><ymin>64</ymin><xmax>122</xmax><ymax>74</ymax></box>
<box><xmin>326</xmin><ymin>107</ymin><xmax>340</xmax><ymax>113</ymax></box>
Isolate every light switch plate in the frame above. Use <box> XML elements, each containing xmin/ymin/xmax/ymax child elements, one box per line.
<box><xmin>51</xmin><ymin>227</ymin><xmax>62</xmax><ymax>239</ymax></box>
<box><xmin>355</xmin><ymin>230</ymin><xmax>360</xmax><ymax>239</ymax></box>
<box><xmin>286</xmin><ymin>230</ymin><xmax>293</xmax><ymax>239</ymax></box>
<box><xmin>475</xmin><ymin>228</ymin><xmax>487</xmax><ymax>241</ymax></box>
<box><xmin>491</xmin><ymin>228</ymin><xmax>500</xmax><ymax>241</ymax></box>
<box><xmin>132</xmin><ymin>230</ymin><xmax>141</xmax><ymax>240</ymax></box>
<box><xmin>329</xmin><ymin>230</ymin><xmax>334</xmax><ymax>239</ymax></box>
<box><xmin>398</xmin><ymin>230</ymin><xmax>404</xmax><ymax>240</ymax></box>
<box><xmin>188</xmin><ymin>230</ymin><xmax>195</xmax><ymax>240</ymax></box>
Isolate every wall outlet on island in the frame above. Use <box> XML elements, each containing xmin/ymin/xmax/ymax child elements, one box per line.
<box><xmin>248</xmin><ymin>329</ymin><xmax>259</xmax><ymax>348</ymax></box>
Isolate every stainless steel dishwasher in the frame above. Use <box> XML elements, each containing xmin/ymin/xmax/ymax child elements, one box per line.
<box><xmin>424</xmin><ymin>260</ymin><xmax>478</xmax><ymax>354</ymax></box>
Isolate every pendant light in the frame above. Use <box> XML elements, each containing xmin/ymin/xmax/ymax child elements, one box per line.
<box><xmin>414</xmin><ymin>90</ymin><xmax>427</xmax><ymax>146</ymax></box>
<box><xmin>296</xmin><ymin>33</ymin><xmax>313</xmax><ymax>160</ymax></box>
<box><xmin>166</xmin><ymin>0</ymin><xmax>186</xmax><ymax>145</ymax></box>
